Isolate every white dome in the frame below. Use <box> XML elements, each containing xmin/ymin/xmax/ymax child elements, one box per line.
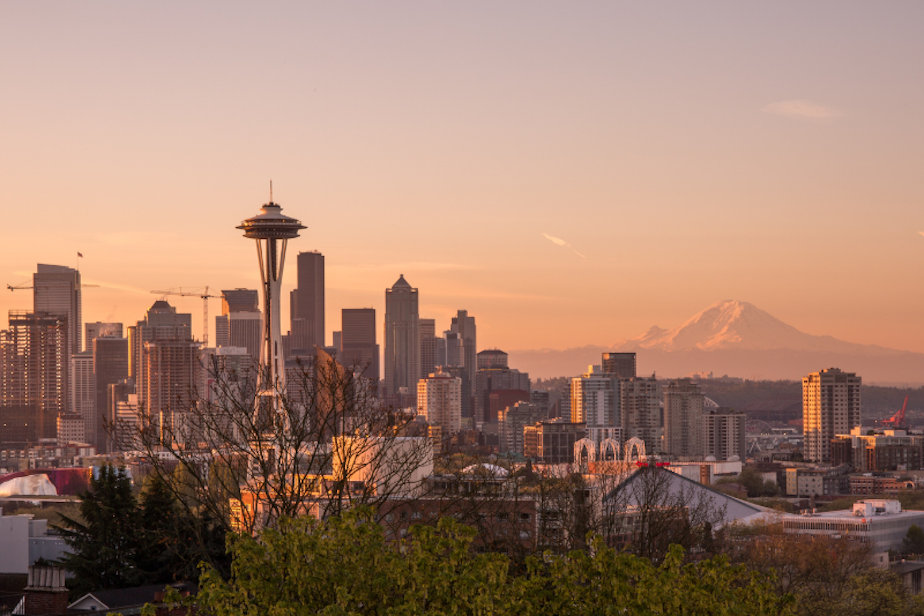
<box><xmin>462</xmin><ymin>463</ymin><xmax>509</xmax><ymax>477</ymax></box>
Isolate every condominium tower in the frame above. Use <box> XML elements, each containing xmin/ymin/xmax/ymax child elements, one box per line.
<box><xmin>803</xmin><ymin>368</ymin><xmax>861</xmax><ymax>464</ymax></box>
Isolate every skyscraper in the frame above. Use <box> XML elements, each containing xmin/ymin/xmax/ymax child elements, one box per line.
<box><xmin>33</xmin><ymin>264</ymin><xmax>81</xmax><ymax>356</ymax></box>
<box><xmin>473</xmin><ymin>349</ymin><xmax>530</xmax><ymax>427</ymax></box>
<box><xmin>93</xmin><ymin>337</ymin><xmax>129</xmax><ymax>451</ymax></box>
<box><xmin>70</xmin><ymin>350</ymin><xmax>94</xmax><ymax>444</ymax></box>
<box><xmin>664</xmin><ymin>378</ymin><xmax>705</xmax><ymax>458</ymax></box>
<box><xmin>291</xmin><ymin>251</ymin><xmax>325</xmax><ymax>353</ymax></box>
<box><xmin>143</xmin><ymin>338</ymin><xmax>199</xmax><ymax>443</ymax></box>
<box><xmin>602</xmin><ymin>352</ymin><xmax>636</xmax><ymax>379</ymax></box>
<box><xmin>340</xmin><ymin>308</ymin><xmax>379</xmax><ymax>383</ymax></box>
<box><xmin>218</xmin><ymin>289</ymin><xmax>261</xmax><ymax>361</ymax></box>
<box><xmin>803</xmin><ymin>368</ymin><xmax>861</xmax><ymax>464</ymax></box>
<box><xmin>85</xmin><ymin>322</ymin><xmax>123</xmax><ymax>344</ymax></box>
<box><xmin>450</xmin><ymin>310</ymin><xmax>476</xmax><ymax>393</ymax></box>
<box><xmin>0</xmin><ymin>311</ymin><xmax>68</xmax><ymax>440</ymax></box>
<box><xmin>702</xmin><ymin>408</ymin><xmax>746</xmax><ymax>461</ymax></box>
<box><xmin>418</xmin><ymin>318</ymin><xmax>439</xmax><ymax>379</ymax></box>
<box><xmin>570</xmin><ymin>365</ymin><xmax>620</xmax><ymax>446</ymax></box>
<box><xmin>128</xmin><ymin>300</ymin><xmax>193</xmax><ymax>406</ymax></box>
<box><xmin>384</xmin><ymin>275</ymin><xmax>419</xmax><ymax>406</ymax></box>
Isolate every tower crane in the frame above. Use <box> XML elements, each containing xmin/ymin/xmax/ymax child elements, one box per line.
<box><xmin>7</xmin><ymin>281</ymin><xmax>99</xmax><ymax>290</ymax></box>
<box><xmin>150</xmin><ymin>287</ymin><xmax>221</xmax><ymax>346</ymax></box>
<box><xmin>882</xmin><ymin>395</ymin><xmax>909</xmax><ymax>429</ymax></box>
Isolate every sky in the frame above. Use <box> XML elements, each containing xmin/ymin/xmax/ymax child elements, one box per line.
<box><xmin>1</xmin><ymin>2</ymin><xmax>923</xmax><ymax>354</ymax></box>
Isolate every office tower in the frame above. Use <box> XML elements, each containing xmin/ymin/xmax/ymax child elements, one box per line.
<box><xmin>340</xmin><ymin>308</ymin><xmax>379</xmax><ymax>383</ymax></box>
<box><xmin>57</xmin><ymin>414</ymin><xmax>85</xmax><ymax>445</ymax></box>
<box><xmin>93</xmin><ymin>337</ymin><xmax>129</xmax><ymax>450</ymax></box>
<box><xmin>664</xmin><ymin>378</ymin><xmax>705</xmax><ymax>459</ymax></box>
<box><xmin>702</xmin><ymin>408</ymin><xmax>746</xmax><ymax>461</ymax></box>
<box><xmin>602</xmin><ymin>352</ymin><xmax>636</xmax><ymax>379</ymax></box>
<box><xmin>473</xmin><ymin>350</ymin><xmax>530</xmax><ymax>426</ymax></box>
<box><xmin>216</xmin><ymin>292</ymin><xmax>261</xmax><ymax>362</ymax></box>
<box><xmin>199</xmin><ymin>346</ymin><xmax>253</xmax><ymax>408</ymax></box>
<box><xmin>619</xmin><ymin>376</ymin><xmax>661</xmax><ymax>454</ymax></box>
<box><xmin>384</xmin><ymin>275</ymin><xmax>419</xmax><ymax>405</ymax></box>
<box><xmin>0</xmin><ymin>312</ymin><xmax>68</xmax><ymax>440</ymax></box>
<box><xmin>291</xmin><ymin>251</ymin><xmax>325</xmax><ymax>353</ymax></box>
<box><xmin>477</xmin><ymin>349</ymin><xmax>508</xmax><ymax>370</ymax></box>
<box><xmin>498</xmin><ymin>401</ymin><xmax>548</xmax><ymax>454</ymax></box>
<box><xmin>450</xmin><ymin>310</ymin><xmax>476</xmax><ymax>392</ymax></box>
<box><xmin>419</xmin><ymin>318</ymin><xmax>439</xmax><ymax>379</ymax></box>
<box><xmin>803</xmin><ymin>368</ymin><xmax>861</xmax><ymax>464</ymax></box>
<box><xmin>443</xmin><ymin>331</ymin><xmax>463</xmax><ymax>368</ymax></box>
<box><xmin>523</xmin><ymin>418</ymin><xmax>587</xmax><ymax>464</ymax></box>
<box><xmin>128</xmin><ymin>300</ymin><xmax>193</xmax><ymax>399</ymax></box>
<box><xmin>70</xmin><ymin>350</ymin><xmax>94</xmax><ymax>443</ymax></box>
<box><xmin>332</xmin><ymin>331</ymin><xmax>341</xmax><ymax>352</ymax></box>
<box><xmin>85</xmin><ymin>322</ymin><xmax>123</xmax><ymax>344</ymax></box>
<box><xmin>417</xmin><ymin>369</ymin><xmax>462</xmax><ymax>435</ymax></box>
<box><xmin>33</xmin><ymin>264</ymin><xmax>81</xmax><ymax>356</ymax></box>
<box><xmin>108</xmin><ymin>378</ymin><xmax>137</xmax><ymax>452</ymax></box>
<box><xmin>143</xmin><ymin>339</ymin><xmax>200</xmax><ymax>442</ymax></box>
<box><xmin>571</xmin><ymin>365</ymin><xmax>620</xmax><ymax>446</ymax></box>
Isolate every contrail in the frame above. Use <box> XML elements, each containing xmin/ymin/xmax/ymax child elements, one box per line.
<box><xmin>542</xmin><ymin>233</ymin><xmax>586</xmax><ymax>259</ymax></box>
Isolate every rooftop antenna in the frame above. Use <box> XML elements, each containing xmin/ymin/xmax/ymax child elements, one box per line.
<box><xmin>270</xmin><ymin>180</ymin><xmax>273</xmax><ymax>204</ymax></box>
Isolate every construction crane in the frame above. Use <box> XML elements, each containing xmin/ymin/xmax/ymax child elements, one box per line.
<box><xmin>882</xmin><ymin>395</ymin><xmax>909</xmax><ymax>429</ymax></box>
<box><xmin>8</xmin><ymin>281</ymin><xmax>99</xmax><ymax>290</ymax></box>
<box><xmin>150</xmin><ymin>287</ymin><xmax>221</xmax><ymax>346</ymax></box>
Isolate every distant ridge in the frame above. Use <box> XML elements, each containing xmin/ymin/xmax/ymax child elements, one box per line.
<box><xmin>510</xmin><ymin>300</ymin><xmax>924</xmax><ymax>383</ymax></box>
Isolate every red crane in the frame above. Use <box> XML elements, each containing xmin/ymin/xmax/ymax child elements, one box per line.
<box><xmin>882</xmin><ymin>395</ymin><xmax>909</xmax><ymax>428</ymax></box>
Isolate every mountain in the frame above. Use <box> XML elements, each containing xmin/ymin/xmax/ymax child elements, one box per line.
<box><xmin>510</xmin><ymin>300</ymin><xmax>924</xmax><ymax>384</ymax></box>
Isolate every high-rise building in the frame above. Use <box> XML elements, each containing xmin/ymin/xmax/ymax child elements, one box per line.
<box><xmin>473</xmin><ymin>350</ymin><xmax>529</xmax><ymax>426</ymax></box>
<box><xmin>93</xmin><ymin>337</ymin><xmax>129</xmax><ymax>451</ymax></box>
<box><xmin>417</xmin><ymin>369</ymin><xmax>462</xmax><ymax>435</ymax></box>
<box><xmin>498</xmin><ymin>401</ymin><xmax>548</xmax><ymax>454</ymax></box>
<box><xmin>217</xmin><ymin>289</ymin><xmax>261</xmax><ymax>362</ymax></box>
<box><xmin>450</xmin><ymin>310</ymin><xmax>476</xmax><ymax>393</ymax></box>
<box><xmin>664</xmin><ymin>378</ymin><xmax>705</xmax><ymax>459</ymax></box>
<box><xmin>291</xmin><ymin>251</ymin><xmax>325</xmax><ymax>353</ymax></box>
<box><xmin>619</xmin><ymin>376</ymin><xmax>661</xmax><ymax>455</ymax></box>
<box><xmin>85</xmin><ymin>322</ymin><xmax>123</xmax><ymax>344</ymax></box>
<box><xmin>702</xmin><ymin>408</ymin><xmax>746</xmax><ymax>461</ymax></box>
<box><xmin>571</xmin><ymin>365</ymin><xmax>620</xmax><ymax>446</ymax></box>
<box><xmin>384</xmin><ymin>275</ymin><xmax>419</xmax><ymax>405</ymax></box>
<box><xmin>523</xmin><ymin>418</ymin><xmax>586</xmax><ymax>464</ymax></box>
<box><xmin>804</xmin><ymin>368</ymin><xmax>861</xmax><ymax>464</ymax></box>
<box><xmin>143</xmin><ymin>339</ymin><xmax>199</xmax><ymax>443</ymax></box>
<box><xmin>128</xmin><ymin>300</ymin><xmax>192</xmax><ymax>398</ymax></box>
<box><xmin>70</xmin><ymin>350</ymin><xmax>95</xmax><ymax>444</ymax></box>
<box><xmin>0</xmin><ymin>311</ymin><xmax>68</xmax><ymax>440</ymax></box>
<box><xmin>340</xmin><ymin>308</ymin><xmax>379</xmax><ymax>383</ymax></box>
<box><xmin>33</xmin><ymin>264</ymin><xmax>81</xmax><ymax>356</ymax></box>
<box><xmin>418</xmin><ymin>318</ymin><xmax>439</xmax><ymax>379</ymax></box>
<box><xmin>602</xmin><ymin>352</ymin><xmax>636</xmax><ymax>379</ymax></box>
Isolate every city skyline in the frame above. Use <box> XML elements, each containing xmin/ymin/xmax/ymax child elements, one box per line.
<box><xmin>2</xmin><ymin>3</ymin><xmax>924</xmax><ymax>357</ymax></box>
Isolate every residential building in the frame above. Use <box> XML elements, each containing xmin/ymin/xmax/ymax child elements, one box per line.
<box><xmin>498</xmin><ymin>401</ymin><xmax>548</xmax><ymax>455</ymax></box>
<box><xmin>571</xmin><ymin>365</ymin><xmax>619</xmax><ymax>446</ymax></box>
<box><xmin>803</xmin><ymin>368</ymin><xmax>861</xmax><ymax>464</ymax></box>
<box><xmin>664</xmin><ymin>378</ymin><xmax>705</xmax><ymax>459</ymax></box>
<box><xmin>56</xmin><ymin>414</ymin><xmax>85</xmax><ymax>445</ymax></box>
<box><xmin>832</xmin><ymin>428</ymin><xmax>924</xmax><ymax>472</ymax></box>
<box><xmin>69</xmin><ymin>350</ymin><xmax>94</xmax><ymax>445</ymax></box>
<box><xmin>474</xmin><ymin>350</ymin><xmax>529</xmax><ymax>427</ymax></box>
<box><xmin>701</xmin><ymin>407</ymin><xmax>746</xmax><ymax>461</ymax></box>
<box><xmin>142</xmin><ymin>339</ymin><xmax>199</xmax><ymax>443</ymax></box>
<box><xmin>619</xmin><ymin>376</ymin><xmax>661</xmax><ymax>455</ymax></box>
<box><xmin>417</xmin><ymin>369</ymin><xmax>462</xmax><ymax>435</ymax></box>
<box><xmin>602</xmin><ymin>352</ymin><xmax>636</xmax><ymax>379</ymax></box>
<box><xmin>127</xmin><ymin>300</ymin><xmax>192</xmax><ymax>389</ymax></box>
<box><xmin>384</xmin><ymin>275</ymin><xmax>419</xmax><ymax>406</ymax></box>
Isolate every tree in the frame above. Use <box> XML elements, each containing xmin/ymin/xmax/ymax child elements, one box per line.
<box><xmin>55</xmin><ymin>465</ymin><xmax>142</xmax><ymax>594</ymax></box>
<box><xmin>196</xmin><ymin>508</ymin><xmax>793</xmax><ymax>616</ymax></box>
<box><xmin>904</xmin><ymin>524</ymin><xmax>924</xmax><ymax>556</ymax></box>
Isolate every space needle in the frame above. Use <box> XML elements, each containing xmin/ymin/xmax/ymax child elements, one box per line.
<box><xmin>238</xmin><ymin>191</ymin><xmax>305</xmax><ymax>417</ymax></box>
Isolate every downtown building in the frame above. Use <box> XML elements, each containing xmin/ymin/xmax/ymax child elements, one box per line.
<box><xmin>619</xmin><ymin>376</ymin><xmax>661</xmax><ymax>455</ymax></box>
<box><xmin>290</xmin><ymin>251</ymin><xmax>325</xmax><ymax>355</ymax></box>
<box><xmin>384</xmin><ymin>275</ymin><xmax>419</xmax><ymax>407</ymax></box>
<box><xmin>216</xmin><ymin>288</ymin><xmax>261</xmax><ymax>362</ymax></box>
<box><xmin>340</xmin><ymin>308</ymin><xmax>379</xmax><ymax>383</ymax></box>
<box><xmin>417</xmin><ymin>369</ymin><xmax>462</xmax><ymax>436</ymax></box>
<box><xmin>663</xmin><ymin>378</ymin><xmax>705</xmax><ymax>459</ymax></box>
<box><xmin>570</xmin><ymin>365</ymin><xmax>620</xmax><ymax>446</ymax></box>
<box><xmin>473</xmin><ymin>350</ymin><xmax>529</xmax><ymax>428</ymax></box>
<box><xmin>803</xmin><ymin>368</ymin><xmax>861</xmax><ymax>464</ymax></box>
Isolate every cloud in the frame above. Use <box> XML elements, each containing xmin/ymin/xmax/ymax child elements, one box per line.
<box><xmin>919</xmin><ymin>231</ymin><xmax>924</xmax><ymax>238</ymax></box>
<box><xmin>542</xmin><ymin>233</ymin><xmax>586</xmax><ymax>259</ymax></box>
<box><xmin>761</xmin><ymin>100</ymin><xmax>844</xmax><ymax>121</ymax></box>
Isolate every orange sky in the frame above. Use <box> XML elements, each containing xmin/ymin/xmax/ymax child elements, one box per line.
<box><xmin>1</xmin><ymin>2</ymin><xmax>923</xmax><ymax>354</ymax></box>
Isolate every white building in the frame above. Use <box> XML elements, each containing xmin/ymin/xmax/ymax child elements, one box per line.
<box><xmin>0</xmin><ymin>508</ymin><xmax>69</xmax><ymax>574</ymax></box>
<box><xmin>417</xmin><ymin>369</ymin><xmax>462</xmax><ymax>435</ymax></box>
<box><xmin>571</xmin><ymin>365</ymin><xmax>619</xmax><ymax>446</ymax></box>
<box><xmin>619</xmin><ymin>376</ymin><xmax>661</xmax><ymax>455</ymax></box>
<box><xmin>803</xmin><ymin>368</ymin><xmax>861</xmax><ymax>463</ymax></box>
<box><xmin>782</xmin><ymin>499</ymin><xmax>924</xmax><ymax>553</ymax></box>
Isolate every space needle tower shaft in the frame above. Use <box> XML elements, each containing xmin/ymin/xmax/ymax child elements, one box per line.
<box><xmin>238</xmin><ymin>194</ymin><xmax>305</xmax><ymax>412</ymax></box>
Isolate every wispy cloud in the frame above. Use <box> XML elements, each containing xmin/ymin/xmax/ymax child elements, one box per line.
<box><xmin>542</xmin><ymin>233</ymin><xmax>586</xmax><ymax>259</ymax></box>
<box><xmin>919</xmin><ymin>231</ymin><xmax>924</xmax><ymax>238</ymax></box>
<box><xmin>761</xmin><ymin>100</ymin><xmax>844</xmax><ymax>121</ymax></box>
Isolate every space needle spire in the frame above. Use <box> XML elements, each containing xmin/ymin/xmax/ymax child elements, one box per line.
<box><xmin>238</xmin><ymin>191</ymin><xmax>305</xmax><ymax>420</ymax></box>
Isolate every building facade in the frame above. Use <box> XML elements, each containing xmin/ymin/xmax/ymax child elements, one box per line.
<box><xmin>619</xmin><ymin>376</ymin><xmax>661</xmax><ymax>455</ymax></box>
<box><xmin>570</xmin><ymin>365</ymin><xmax>619</xmax><ymax>446</ymax></box>
<box><xmin>384</xmin><ymin>275</ymin><xmax>419</xmax><ymax>405</ymax></box>
<box><xmin>291</xmin><ymin>251</ymin><xmax>325</xmax><ymax>353</ymax></box>
<box><xmin>340</xmin><ymin>308</ymin><xmax>379</xmax><ymax>383</ymax></box>
<box><xmin>602</xmin><ymin>352</ymin><xmax>636</xmax><ymax>379</ymax></box>
<box><xmin>664</xmin><ymin>378</ymin><xmax>705</xmax><ymax>459</ymax></box>
<box><xmin>417</xmin><ymin>369</ymin><xmax>462</xmax><ymax>435</ymax></box>
<box><xmin>803</xmin><ymin>368</ymin><xmax>861</xmax><ymax>464</ymax></box>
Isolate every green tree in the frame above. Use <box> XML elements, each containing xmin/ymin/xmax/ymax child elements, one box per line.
<box><xmin>55</xmin><ymin>465</ymin><xmax>141</xmax><ymax>594</ymax></box>
<box><xmin>904</xmin><ymin>524</ymin><xmax>924</xmax><ymax>556</ymax></box>
<box><xmin>197</xmin><ymin>508</ymin><xmax>793</xmax><ymax>616</ymax></box>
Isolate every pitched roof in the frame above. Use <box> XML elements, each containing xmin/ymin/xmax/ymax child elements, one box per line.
<box><xmin>69</xmin><ymin>582</ymin><xmax>197</xmax><ymax>611</ymax></box>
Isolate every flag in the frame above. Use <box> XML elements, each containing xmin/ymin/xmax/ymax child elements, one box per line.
<box><xmin>77</xmin><ymin>252</ymin><xmax>83</xmax><ymax>258</ymax></box>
